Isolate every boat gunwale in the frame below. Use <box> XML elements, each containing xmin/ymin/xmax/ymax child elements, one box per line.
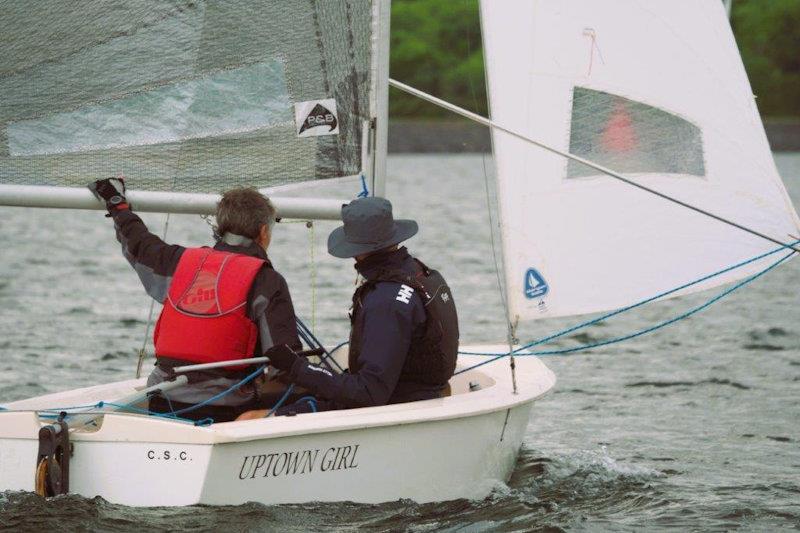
<box><xmin>0</xmin><ymin>352</ymin><xmax>555</xmax><ymax>445</ymax></box>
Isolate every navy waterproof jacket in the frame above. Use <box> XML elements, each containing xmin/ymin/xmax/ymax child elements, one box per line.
<box><xmin>286</xmin><ymin>247</ymin><xmax>445</xmax><ymax>410</ymax></box>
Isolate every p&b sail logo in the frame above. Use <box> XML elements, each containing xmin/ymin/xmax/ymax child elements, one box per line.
<box><xmin>524</xmin><ymin>268</ymin><xmax>549</xmax><ymax>299</ymax></box>
<box><xmin>295</xmin><ymin>99</ymin><xmax>339</xmax><ymax>137</ymax></box>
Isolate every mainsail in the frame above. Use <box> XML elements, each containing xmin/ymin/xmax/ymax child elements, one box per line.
<box><xmin>0</xmin><ymin>0</ymin><xmax>390</xmax><ymax>217</ymax></box>
<box><xmin>481</xmin><ymin>0</ymin><xmax>800</xmax><ymax>322</ymax></box>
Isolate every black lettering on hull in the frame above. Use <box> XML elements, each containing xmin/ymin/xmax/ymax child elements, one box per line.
<box><xmin>238</xmin><ymin>444</ymin><xmax>362</xmax><ymax>480</ymax></box>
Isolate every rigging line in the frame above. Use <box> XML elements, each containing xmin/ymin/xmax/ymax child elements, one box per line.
<box><xmin>462</xmin><ymin>1</ymin><xmax>510</xmax><ymax>331</ymax></box>
<box><xmin>136</xmin><ymin>14</ymin><xmax>203</xmax><ymax>376</ymax></box>
<box><xmin>266</xmin><ymin>384</ymin><xmax>295</xmax><ymax>417</ymax></box>
<box><xmin>167</xmin><ymin>364</ymin><xmax>266</xmax><ymax>416</ymax></box>
<box><xmin>308</xmin><ymin>220</ymin><xmax>317</xmax><ymax>333</ymax></box>
<box><xmin>460</xmin><ymin>238</ymin><xmax>800</xmax><ymax>358</ymax></box>
<box><xmin>455</xmin><ymin>248</ymin><xmax>794</xmax><ymax>374</ymax></box>
<box><xmin>34</xmin><ymin>406</ymin><xmax>201</xmax><ymax>425</ymax></box>
<box><xmin>464</xmin><ymin>3</ymin><xmax>518</xmax><ymax>393</ymax></box>
<box><xmin>388</xmin><ymin>78</ymin><xmax>800</xmax><ymax>254</ymax></box>
<box><xmin>296</xmin><ymin>317</ymin><xmax>345</xmax><ymax>373</ymax></box>
<box><xmin>136</xmin><ymin>211</ymin><xmax>172</xmax><ymax>379</ymax></box>
<box><xmin>511</xmin><ymin>237</ymin><xmax>800</xmax><ymax>354</ymax></box>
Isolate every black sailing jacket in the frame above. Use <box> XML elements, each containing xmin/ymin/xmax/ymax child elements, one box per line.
<box><xmin>111</xmin><ymin>208</ymin><xmax>301</xmax><ymax>368</ymax></box>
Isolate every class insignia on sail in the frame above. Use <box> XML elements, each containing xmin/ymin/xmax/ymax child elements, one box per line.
<box><xmin>295</xmin><ymin>99</ymin><xmax>340</xmax><ymax>137</ymax></box>
<box><xmin>524</xmin><ymin>268</ymin><xmax>549</xmax><ymax>299</ymax></box>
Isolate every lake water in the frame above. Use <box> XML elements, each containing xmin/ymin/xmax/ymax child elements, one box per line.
<box><xmin>0</xmin><ymin>153</ymin><xmax>799</xmax><ymax>531</ymax></box>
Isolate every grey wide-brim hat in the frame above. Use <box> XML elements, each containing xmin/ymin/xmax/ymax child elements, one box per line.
<box><xmin>327</xmin><ymin>197</ymin><xmax>418</xmax><ymax>258</ymax></box>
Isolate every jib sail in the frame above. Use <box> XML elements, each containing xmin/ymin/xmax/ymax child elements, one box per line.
<box><xmin>481</xmin><ymin>0</ymin><xmax>800</xmax><ymax>321</ymax></box>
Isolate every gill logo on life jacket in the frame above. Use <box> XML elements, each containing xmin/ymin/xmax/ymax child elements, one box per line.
<box><xmin>396</xmin><ymin>284</ymin><xmax>414</xmax><ymax>304</ymax></box>
<box><xmin>179</xmin><ymin>270</ymin><xmax>218</xmax><ymax>313</ymax></box>
<box><xmin>182</xmin><ymin>287</ymin><xmax>216</xmax><ymax>306</ymax></box>
<box><xmin>524</xmin><ymin>268</ymin><xmax>549</xmax><ymax>299</ymax></box>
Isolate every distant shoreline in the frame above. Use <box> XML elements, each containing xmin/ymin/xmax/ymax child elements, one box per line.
<box><xmin>388</xmin><ymin>119</ymin><xmax>800</xmax><ymax>153</ymax></box>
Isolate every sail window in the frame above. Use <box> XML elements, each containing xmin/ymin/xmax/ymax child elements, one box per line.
<box><xmin>566</xmin><ymin>87</ymin><xmax>705</xmax><ymax>179</ymax></box>
<box><xmin>8</xmin><ymin>61</ymin><xmax>290</xmax><ymax>156</ymax></box>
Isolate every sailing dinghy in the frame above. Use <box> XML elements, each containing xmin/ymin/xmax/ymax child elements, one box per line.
<box><xmin>0</xmin><ymin>0</ymin><xmax>797</xmax><ymax>507</ymax></box>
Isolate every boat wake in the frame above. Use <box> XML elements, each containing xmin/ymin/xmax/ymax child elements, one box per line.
<box><xmin>3</xmin><ymin>443</ymin><xmax>799</xmax><ymax>532</ymax></box>
<box><xmin>0</xmin><ymin>447</ymin><xmax>663</xmax><ymax>532</ymax></box>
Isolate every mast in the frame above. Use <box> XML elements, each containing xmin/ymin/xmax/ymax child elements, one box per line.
<box><xmin>369</xmin><ymin>0</ymin><xmax>391</xmax><ymax>198</ymax></box>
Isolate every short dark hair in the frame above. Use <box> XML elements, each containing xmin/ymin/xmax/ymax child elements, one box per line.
<box><xmin>214</xmin><ymin>187</ymin><xmax>276</xmax><ymax>240</ymax></box>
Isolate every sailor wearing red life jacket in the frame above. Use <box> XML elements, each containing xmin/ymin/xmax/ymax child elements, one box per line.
<box><xmin>90</xmin><ymin>178</ymin><xmax>302</xmax><ymax>423</ymax></box>
<box><xmin>152</xmin><ymin>247</ymin><xmax>265</xmax><ymax>367</ymax></box>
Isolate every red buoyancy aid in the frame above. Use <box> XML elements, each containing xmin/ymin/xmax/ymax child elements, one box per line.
<box><xmin>153</xmin><ymin>247</ymin><xmax>265</xmax><ymax>366</ymax></box>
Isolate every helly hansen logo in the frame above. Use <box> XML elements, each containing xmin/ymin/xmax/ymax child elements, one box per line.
<box><xmin>396</xmin><ymin>284</ymin><xmax>414</xmax><ymax>304</ymax></box>
<box><xmin>307</xmin><ymin>364</ymin><xmax>333</xmax><ymax>377</ymax></box>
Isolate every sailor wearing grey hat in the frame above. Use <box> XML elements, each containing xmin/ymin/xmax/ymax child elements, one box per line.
<box><xmin>326</xmin><ymin>196</ymin><xmax>418</xmax><ymax>259</ymax></box>
<box><xmin>260</xmin><ymin>197</ymin><xmax>459</xmax><ymax>413</ymax></box>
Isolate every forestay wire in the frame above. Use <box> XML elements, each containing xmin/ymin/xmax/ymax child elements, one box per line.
<box><xmin>136</xmin><ymin>212</ymin><xmax>173</xmax><ymax>378</ymax></box>
<box><xmin>463</xmin><ymin>12</ymin><xmax>520</xmax><ymax>393</ymax></box>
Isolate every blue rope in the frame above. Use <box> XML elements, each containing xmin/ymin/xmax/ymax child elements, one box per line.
<box><xmin>17</xmin><ymin>241</ymin><xmax>794</xmax><ymax>418</ymax></box>
<box><xmin>29</xmin><ymin>403</ymin><xmax>102</xmax><ymax>413</ymax></box>
<box><xmin>454</xmin><ymin>246</ymin><xmax>796</xmax><ymax>375</ymax></box>
<box><xmin>357</xmin><ymin>174</ymin><xmax>369</xmax><ymax>198</ymax></box>
<box><xmin>102</xmin><ymin>402</ymin><xmax>199</xmax><ymax>424</ymax></box>
<box><xmin>462</xmin><ymin>239</ymin><xmax>800</xmax><ymax>358</ymax></box>
<box><xmin>103</xmin><ymin>402</ymin><xmax>213</xmax><ymax>426</ymax></box>
<box><xmin>19</xmin><ymin>365</ymin><xmax>268</xmax><ymax>425</ymax></box>
<box><xmin>39</xmin><ymin>365</ymin><xmax>265</xmax><ymax>422</ymax></box>
<box><xmin>167</xmin><ymin>365</ymin><xmax>266</xmax><ymax>416</ymax></box>
<box><xmin>296</xmin><ymin>396</ymin><xmax>318</xmax><ymax>413</ymax></box>
<box><xmin>266</xmin><ymin>384</ymin><xmax>295</xmax><ymax>417</ymax></box>
<box><xmin>33</xmin><ymin>401</ymin><xmax>202</xmax><ymax>425</ymax></box>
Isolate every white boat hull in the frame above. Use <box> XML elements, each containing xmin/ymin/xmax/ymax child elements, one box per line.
<box><xmin>0</xmin><ymin>351</ymin><xmax>555</xmax><ymax>507</ymax></box>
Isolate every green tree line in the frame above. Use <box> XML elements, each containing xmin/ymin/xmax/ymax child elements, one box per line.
<box><xmin>390</xmin><ymin>0</ymin><xmax>800</xmax><ymax>119</ymax></box>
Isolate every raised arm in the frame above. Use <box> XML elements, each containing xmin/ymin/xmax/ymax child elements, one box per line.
<box><xmin>90</xmin><ymin>178</ymin><xmax>184</xmax><ymax>303</ymax></box>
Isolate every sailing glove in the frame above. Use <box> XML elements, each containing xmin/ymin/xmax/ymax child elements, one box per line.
<box><xmin>88</xmin><ymin>177</ymin><xmax>129</xmax><ymax>213</ymax></box>
<box><xmin>265</xmin><ymin>344</ymin><xmax>299</xmax><ymax>372</ymax></box>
